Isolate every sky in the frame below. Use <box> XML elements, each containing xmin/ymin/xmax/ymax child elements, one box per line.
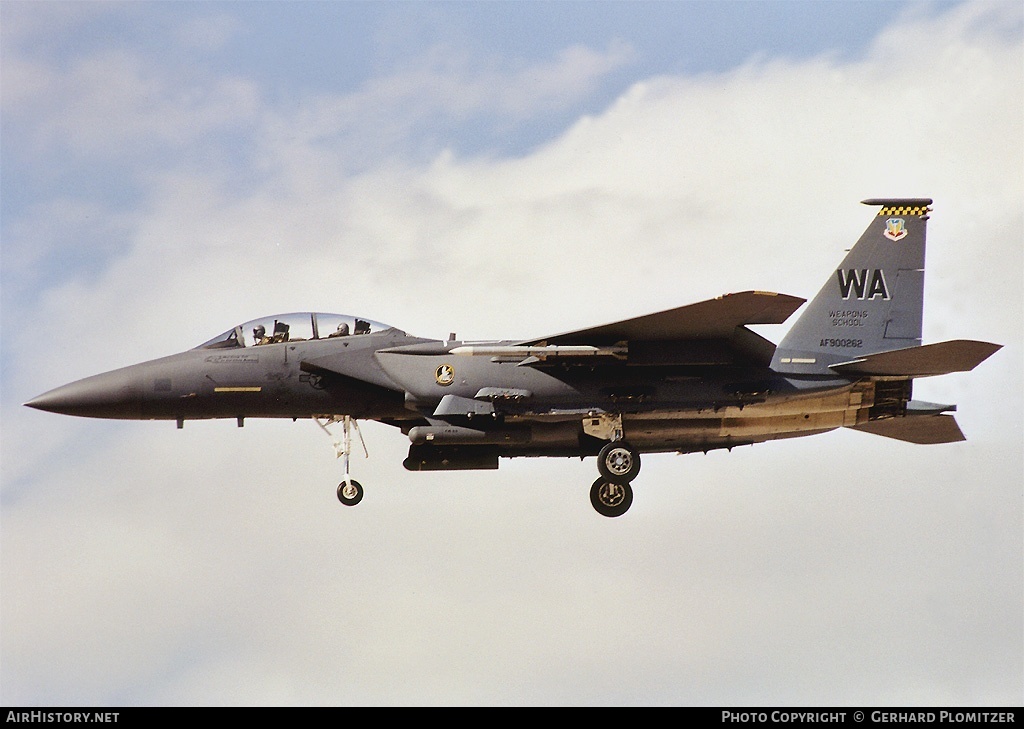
<box><xmin>1</xmin><ymin>0</ymin><xmax>1021</xmax><ymax>707</ymax></box>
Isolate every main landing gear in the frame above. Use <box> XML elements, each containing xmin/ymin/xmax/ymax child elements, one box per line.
<box><xmin>316</xmin><ymin>412</ymin><xmax>642</xmax><ymax>516</ymax></box>
<box><xmin>590</xmin><ymin>440</ymin><xmax>641</xmax><ymax>518</ymax></box>
<box><xmin>316</xmin><ymin>416</ymin><xmax>367</xmax><ymax>507</ymax></box>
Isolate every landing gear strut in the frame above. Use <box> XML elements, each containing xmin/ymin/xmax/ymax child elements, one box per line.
<box><xmin>316</xmin><ymin>415</ymin><xmax>368</xmax><ymax>507</ymax></box>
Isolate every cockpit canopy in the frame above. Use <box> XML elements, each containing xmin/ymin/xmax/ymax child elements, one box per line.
<box><xmin>197</xmin><ymin>312</ymin><xmax>394</xmax><ymax>349</ymax></box>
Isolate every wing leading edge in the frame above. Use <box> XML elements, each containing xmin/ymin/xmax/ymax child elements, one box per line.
<box><xmin>519</xmin><ymin>291</ymin><xmax>805</xmax><ymax>345</ymax></box>
<box><xmin>514</xmin><ymin>291</ymin><xmax>805</xmax><ymax>368</ymax></box>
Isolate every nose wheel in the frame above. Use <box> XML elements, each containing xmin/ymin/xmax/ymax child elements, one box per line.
<box><xmin>337</xmin><ymin>479</ymin><xmax>364</xmax><ymax>506</ymax></box>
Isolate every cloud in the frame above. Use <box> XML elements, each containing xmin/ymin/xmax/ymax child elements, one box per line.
<box><xmin>174</xmin><ymin>12</ymin><xmax>243</xmax><ymax>53</ymax></box>
<box><xmin>4</xmin><ymin>48</ymin><xmax>261</xmax><ymax>163</ymax></box>
<box><xmin>366</xmin><ymin>39</ymin><xmax>636</xmax><ymax>121</ymax></box>
<box><xmin>2</xmin><ymin>0</ymin><xmax>1022</xmax><ymax>706</ymax></box>
<box><xmin>246</xmin><ymin>38</ymin><xmax>635</xmax><ymax>175</ymax></box>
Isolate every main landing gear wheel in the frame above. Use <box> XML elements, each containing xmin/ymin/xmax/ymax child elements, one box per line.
<box><xmin>337</xmin><ymin>480</ymin><xmax>364</xmax><ymax>506</ymax></box>
<box><xmin>597</xmin><ymin>440</ymin><xmax>640</xmax><ymax>484</ymax></box>
<box><xmin>590</xmin><ymin>478</ymin><xmax>633</xmax><ymax>518</ymax></box>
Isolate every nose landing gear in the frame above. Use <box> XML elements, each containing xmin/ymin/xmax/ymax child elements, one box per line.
<box><xmin>316</xmin><ymin>415</ymin><xmax>368</xmax><ymax>507</ymax></box>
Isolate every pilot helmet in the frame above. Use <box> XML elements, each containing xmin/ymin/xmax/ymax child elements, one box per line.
<box><xmin>254</xmin><ymin>325</ymin><xmax>266</xmax><ymax>338</ymax></box>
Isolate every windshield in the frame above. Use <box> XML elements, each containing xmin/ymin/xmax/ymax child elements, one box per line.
<box><xmin>197</xmin><ymin>312</ymin><xmax>393</xmax><ymax>349</ymax></box>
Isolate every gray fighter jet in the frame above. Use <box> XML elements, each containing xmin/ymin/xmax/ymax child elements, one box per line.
<box><xmin>26</xmin><ymin>199</ymin><xmax>1001</xmax><ymax>516</ymax></box>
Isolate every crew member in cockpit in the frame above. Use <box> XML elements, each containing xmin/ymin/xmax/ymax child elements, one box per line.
<box><xmin>328</xmin><ymin>322</ymin><xmax>350</xmax><ymax>338</ymax></box>
<box><xmin>253</xmin><ymin>324</ymin><xmax>272</xmax><ymax>345</ymax></box>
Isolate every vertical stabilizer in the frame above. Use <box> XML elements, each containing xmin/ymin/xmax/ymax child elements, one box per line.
<box><xmin>771</xmin><ymin>199</ymin><xmax>932</xmax><ymax>374</ymax></box>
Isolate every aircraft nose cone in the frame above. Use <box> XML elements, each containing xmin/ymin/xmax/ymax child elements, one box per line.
<box><xmin>25</xmin><ymin>368</ymin><xmax>143</xmax><ymax>419</ymax></box>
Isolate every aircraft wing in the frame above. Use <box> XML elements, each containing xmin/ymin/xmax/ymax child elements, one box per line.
<box><xmin>518</xmin><ymin>291</ymin><xmax>805</xmax><ymax>345</ymax></box>
<box><xmin>503</xmin><ymin>291</ymin><xmax>805</xmax><ymax>367</ymax></box>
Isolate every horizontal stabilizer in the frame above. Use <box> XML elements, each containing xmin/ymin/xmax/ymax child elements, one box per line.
<box><xmin>829</xmin><ymin>340</ymin><xmax>1001</xmax><ymax>377</ymax></box>
<box><xmin>850</xmin><ymin>414</ymin><xmax>965</xmax><ymax>444</ymax></box>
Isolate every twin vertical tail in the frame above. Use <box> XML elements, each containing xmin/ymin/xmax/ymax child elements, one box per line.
<box><xmin>769</xmin><ymin>198</ymin><xmax>1001</xmax><ymax>443</ymax></box>
<box><xmin>771</xmin><ymin>198</ymin><xmax>933</xmax><ymax>374</ymax></box>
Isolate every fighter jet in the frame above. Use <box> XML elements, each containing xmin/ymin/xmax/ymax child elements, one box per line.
<box><xmin>26</xmin><ymin>199</ymin><xmax>1001</xmax><ymax>516</ymax></box>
